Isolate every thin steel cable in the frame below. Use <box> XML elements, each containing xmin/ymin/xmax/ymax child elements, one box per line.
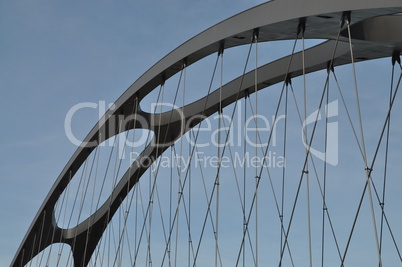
<box><xmin>194</xmin><ymin>41</ymin><xmax>255</xmax><ymax>267</ymax></box>
<box><xmin>288</xmin><ymin>82</ymin><xmax>342</xmax><ymax>261</ymax></box>
<box><xmin>101</xmin><ymin>84</ymin><xmax>165</xmax><ymax>265</ymax></box>
<box><xmin>340</xmin><ymin>67</ymin><xmax>402</xmax><ymax>267</ymax></box>
<box><xmin>133</xmin><ymin>83</ymin><xmax>164</xmax><ymax>266</ymax></box>
<box><xmin>63</xmin><ymin>157</ymin><xmax>90</xmax><ymax>266</ymax></box>
<box><xmin>346</xmin><ymin>18</ymin><xmax>382</xmax><ymax>266</ymax></box>
<box><xmin>236</xmin><ymin>28</ymin><xmax>304</xmax><ymax>267</ymax></box>
<box><xmin>44</xmin><ymin>163</ymin><xmax>76</xmax><ymax>266</ymax></box>
<box><xmin>139</xmin><ymin>49</ymin><xmax>217</xmax><ymax>264</ymax></box>
<box><xmin>146</xmin><ymin>170</ymin><xmax>153</xmax><ymax>267</ymax></box>
<box><xmin>379</xmin><ymin>61</ymin><xmax>395</xmax><ymax>255</ymax></box>
<box><xmin>188</xmin><ymin>130</ymin><xmax>226</xmax><ymax>264</ymax></box>
<box><xmin>331</xmin><ymin>71</ymin><xmax>364</xmax><ymax>158</ymax></box>
<box><xmin>174</xmin><ymin>64</ymin><xmax>187</xmax><ymax>267</ymax></box>
<box><xmin>28</xmin><ymin>233</ymin><xmax>36</xmax><ymax>267</ymax></box>
<box><xmin>238</xmin><ymin>53</ymin><xmax>300</xmax><ymax>267</ymax></box>
<box><xmin>245</xmin><ymin>95</ymin><xmax>295</xmax><ymax>267</ymax></box>
<box><xmin>303</xmin><ymin>32</ymin><xmax>314</xmax><ymax>267</ymax></box>
<box><xmin>75</xmin><ymin>139</ymin><xmax>104</xmax><ymax>265</ymax></box>
<box><xmin>215</xmin><ymin>50</ymin><xmax>224</xmax><ymax>267</ymax></box>
<box><xmin>280</xmin><ymin>83</ymin><xmax>288</xmax><ymax>265</ymax></box>
<box><xmin>129</xmin><ymin>82</ymin><xmax>176</xmax><ymax>264</ymax></box>
<box><xmin>279</xmin><ymin>19</ymin><xmax>345</xmax><ymax>266</ymax></box>
<box><xmin>155</xmin><ymin>71</ymin><xmax>200</xmax><ymax>266</ymax></box>
<box><xmin>85</xmin><ymin>138</ymin><xmax>102</xmax><ymax>260</ymax></box>
<box><xmin>279</xmin><ymin>66</ymin><xmax>330</xmax><ymax>267</ymax></box>
<box><xmin>94</xmin><ymin>117</ymin><xmax>127</xmax><ymax>266</ymax></box>
<box><xmin>117</xmin><ymin>98</ymin><xmax>140</xmax><ymax>266</ymax></box>
<box><xmin>169</xmin><ymin>127</ymin><xmax>221</xmax><ymax>264</ymax></box>
<box><xmin>321</xmin><ymin>70</ymin><xmax>330</xmax><ymax>267</ymax></box>
<box><xmin>159</xmin><ymin>51</ymin><xmax>222</xmax><ymax>266</ymax></box>
<box><xmin>220</xmin><ymin>106</ymin><xmax>259</xmax><ymax>265</ymax></box>
<box><xmin>95</xmin><ymin>95</ymin><xmax>153</xmax><ymax>267</ymax></box>
<box><xmin>188</xmin><ymin>131</ymin><xmax>192</xmax><ymax>267</ymax></box>
<box><xmin>130</xmin><ymin>70</ymin><xmax>183</xmax><ymax>261</ymax></box>
<box><xmin>133</xmin><ymin>179</ymin><xmax>152</xmax><ymax>264</ymax></box>
<box><xmin>160</xmin><ymin>52</ymin><xmax>220</xmax><ymax>264</ymax></box>
<box><xmin>124</xmin><ymin>219</ymin><xmax>133</xmax><ymax>265</ymax></box>
<box><xmin>35</xmin><ymin>211</ymin><xmax>46</xmax><ymax>267</ymax></box>
<box><xmin>369</xmin><ymin>176</ymin><xmax>402</xmax><ymax>261</ymax></box>
<box><xmin>89</xmin><ymin>124</ymin><xmax>123</xmax><ymax>264</ymax></box>
<box><xmin>133</xmin><ymin>65</ymin><xmax>193</xmax><ymax>266</ymax></box>
<box><xmin>55</xmin><ymin>171</ymin><xmax>73</xmax><ymax>266</ymax></box>
<box><xmin>253</xmin><ymin>31</ymin><xmax>259</xmax><ymax>267</ymax></box>
<box><xmin>243</xmin><ymin>94</ymin><xmax>247</xmax><ymax>267</ymax></box>
<box><xmin>169</xmin><ymin>145</ymin><xmax>173</xmax><ymax>266</ymax></box>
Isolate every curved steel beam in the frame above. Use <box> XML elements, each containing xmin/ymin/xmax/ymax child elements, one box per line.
<box><xmin>58</xmin><ymin>40</ymin><xmax>352</xmax><ymax>267</ymax></box>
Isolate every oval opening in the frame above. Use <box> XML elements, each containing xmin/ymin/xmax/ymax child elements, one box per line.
<box><xmin>55</xmin><ymin>129</ymin><xmax>154</xmax><ymax>229</ymax></box>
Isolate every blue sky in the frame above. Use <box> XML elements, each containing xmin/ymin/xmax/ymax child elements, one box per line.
<box><xmin>1</xmin><ymin>0</ymin><xmax>402</xmax><ymax>266</ymax></box>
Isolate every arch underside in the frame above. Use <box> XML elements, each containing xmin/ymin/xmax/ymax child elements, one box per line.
<box><xmin>11</xmin><ymin>0</ymin><xmax>402</xmax><ymax>266</ymax></box>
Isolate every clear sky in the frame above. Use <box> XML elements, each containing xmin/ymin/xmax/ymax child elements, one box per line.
<box><xmin>1</xmin><ymin>0</ymin><xmax>401</xmax><ymax>266</ymax></box>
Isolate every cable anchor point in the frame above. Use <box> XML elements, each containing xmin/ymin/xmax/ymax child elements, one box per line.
<box><xmin>161</xmin><ymin>74</ymin><xmax>166</xmax><ymax>86</ymax></box>
<box><xmin>182</xmin><ymin>58</ymin><xmax>188</xmax><ymax>69</ymax></box>
<box><xmin>252</xmin><ymin>28</ymin><xmax>259</xmax><ymax>42</ymax></box>
<box><xmin>327</xmin><ymin>60</ymin><xmax>335</xmax><ymax>73</ymax></box>
<box><xmin>392</xmin><ymin>50</ymin><xmax>401</xmax><ymax>66</ymax></box>
<box><xmin>285</xmin><ymin>75</ymin><xmax>292</xmax><ymax>86</ymax></box>
<box><xmin>297</xmin><ymin>18</ymin><xmax>306</xmax><ymax>36</ymax></box>
<box><xmin>245</xmin><ymin>88</ymin><xmax>250</xmax><ymax>99</ymax></box>
<box><xmin>218</xmin><ymin>41</ymin><xmax>225</xmax><ymax>56</ymax></box>
<box><xmin>341</xmin><ymin>11</ymin><xmax>352</xmax><ymax>28</ymax></box>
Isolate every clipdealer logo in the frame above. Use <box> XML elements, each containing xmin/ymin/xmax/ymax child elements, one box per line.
<box><xmin>302</xmin><ymin>100</ymin><xmax>338</xmax><ymax>166</ymax></box>
<box><xmin>64</xmin><ymin>99</ymin><xmax>338</xmax><ymax>168</ymax></box>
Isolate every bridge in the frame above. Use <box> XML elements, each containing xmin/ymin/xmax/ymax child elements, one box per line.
<box><xmin>11</xmin><ymin>0</ymin><xmax>402</xmax><ymax>266</ymax></box>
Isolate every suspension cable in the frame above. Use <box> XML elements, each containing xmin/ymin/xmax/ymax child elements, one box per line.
<box><xmin>379</xmin><ymin>52</ymin><xmax>398</xmax><ymax>255</ymax></box>
<box><xmin>253</xmin><ymin>28</ymin><xmax>260</xmax><ymax>267</ymax></box>
<box><xmin>340</xmin><ymin>59</ymin><xmax>402</xmax><ymax>266</ymax></box>
<box><xmin>237</xmin><ymin>25</ymin><xmax>305</xmax><ymax>267</ymax></box>
<box><xmin>321</xmin><ymin>65</ymin><xmax>330</xmax><ymax>267</ymax></box>
<box><xmin>245</xmin><ymin>91</ymin><xmax>295</xmax><ymax>267</ymax></box>
<box><xmin>133</xmin><ymin>67</ymin><xmax>185</xmax><ymax>265</ymax></box>
<box><xmin>288</xmin><ymin>79</ymin><xmax>343</xmax><ymax>262</ymax></box>
<box><xmin>243</xmin><ymin>90</ymin><xmax>248</xmax><ymax>267</ymax></box>
<box><xmin>160</xmin><ymin>51</ymin><xmax>221</xmax><ymax>266</ymax></box>
<box><xmin>107</xmin><ymin>83</ymin><xmax>164</xmax><ymax>265</ymax></box>
<box><xmin>279</xmin><ymin>14</ymin><xmax>345</xmax><ymax>266</ymax></box>
<box><xmin>345</xmin><ymin>14</ymin><xmax>382</xmax><ymax>266</ymax></box>
<box><xmin>192</xmin><ymin>40</ymin><xmax>255</xmax><ymax>267</ymax></box>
